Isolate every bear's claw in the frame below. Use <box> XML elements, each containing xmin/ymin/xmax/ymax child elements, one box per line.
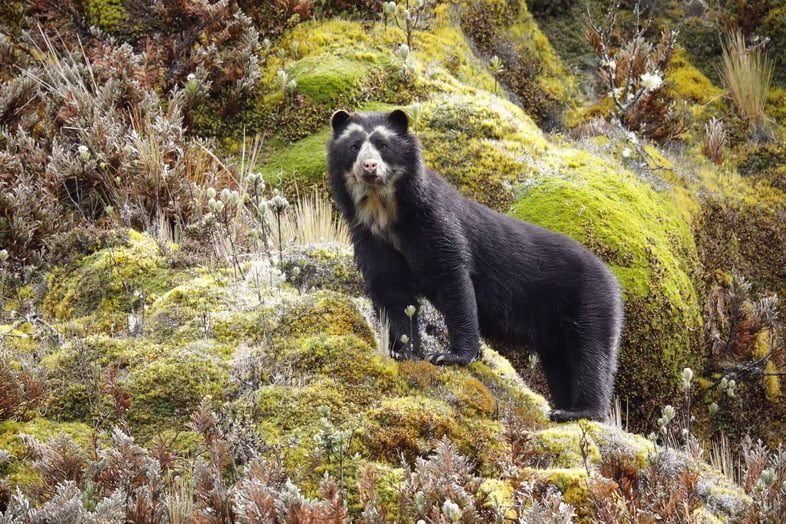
<box><xmin>390</xmin><ymin>349</ymin><xmax>408</xmax><ymax>361</ymax></box>
<box><xmin>549</xmin><ymin>408</ymin><xmax>605</xmax><ymax>422</ymax></box>
<box><xmin>426</xmin><ymin>351</ymin><xmax>474</xmax><ymax>366</ymax></box>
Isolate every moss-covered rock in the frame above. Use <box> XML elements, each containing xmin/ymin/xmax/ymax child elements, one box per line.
<box><xmin>125</xmin><ymin>345</ymin><xmax>232</xmax><ymax>437</ymax></box>
<box><xmin>282</xmin><ymin>243</ymin><xmax>364</xmax><ymax>295</ymax></box>
<box><xmin>43</xmin><ymin>230</ymin><xmax>177</xmax><ymax>327</ymax></box>
<box><xmin>417</xmin><ymin>92</ymin><xmax>548</xmax><ymax>210</ymax></box>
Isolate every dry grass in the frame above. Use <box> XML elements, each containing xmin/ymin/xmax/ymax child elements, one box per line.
<box><xmin>702</xmin><ymin>117</ymin><xmax>727</xmax><ymax>165</ymax></box>
<box><xmin>374</xmin><ymin>309</ymin><xmax>391</xmax><ymax>356</ymax></box>
<box><xmin>710</xmin><ymin>433</ymin><xmax>739</xmax><ymax>483</ymax></box>
<box><xmin>280</xmin><ymin>191</ymin><xmax>350</xmax><ymax>245</ymax></box>
<box><xmin>719</xmin><ymin>30</ymin><xmax>773</xmax><ymax>132</ymax></box>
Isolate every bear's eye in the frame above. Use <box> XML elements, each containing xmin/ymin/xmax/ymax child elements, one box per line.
<box><xmin>350</xmin><ymin>142</ymin><xmax>361</xmax><ymax>152</ymax></box>
<box><xmin>378</xmin><ymin>143</ymin><xmax>388</xmax><ymax>152</ymax></box>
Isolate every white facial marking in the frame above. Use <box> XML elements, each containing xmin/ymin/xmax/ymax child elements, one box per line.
<box><xmin>352</xmin><ymin>141</ymin><xmax>388</xmax><ymax>180</ymax></box>
<box><xmin>342</xmin><ymin>138</ymin><xmax>399</xmax><ymax>239</ymax></box>
<box><xmin>335</xmin><ymin>123</ymin><xmax>367</xmax><ymax>142</ymax></box>
<box><xmin>371</xmin><ymin>125</ymin><xmax>396</xmax><ymax>140</ymax></box>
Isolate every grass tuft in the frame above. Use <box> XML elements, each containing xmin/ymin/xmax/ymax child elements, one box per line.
<box><xmin>719</xmin><ymin>30</ymin><xmax>773</xmax><ymax>133</ymax></box>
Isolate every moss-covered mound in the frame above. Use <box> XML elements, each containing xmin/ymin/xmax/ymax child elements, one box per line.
<box><xmin>42</xmin><ymin>230</ymin><xmax>181</xmax><ymax>331</ymax></box>
<box><xmin>0</xmin><ymin>231</ymin><xmax>749</xmax><ymax>520</ymax></box>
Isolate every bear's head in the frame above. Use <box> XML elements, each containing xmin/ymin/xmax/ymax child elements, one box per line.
<box><xmin>327</xmin><ymin>109</ymin><xmax>421</xmax><ymax>190</ymax></box>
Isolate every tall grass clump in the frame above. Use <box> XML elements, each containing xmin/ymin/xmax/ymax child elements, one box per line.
<box><xmin>719</xmin><ymin>30</ymin><xmax>773</xmax><ymax>134</ymax></box>
<box><xmin>280</xmin><ymin>191</ymin><xmax>350</xmax><ymax>245</ymax></box>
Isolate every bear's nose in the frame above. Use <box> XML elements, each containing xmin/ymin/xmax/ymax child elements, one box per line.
<box><xmin>362</xmin><ymin>159</ymin><xmax>378</xmax><ymax>172</ymax></box>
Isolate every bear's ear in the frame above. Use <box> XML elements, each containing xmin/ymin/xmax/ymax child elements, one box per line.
<box><xmin>331</xmin><ymin>110</ymin><xmax>352</xmax><ymax>135</ymax></box>
<box><xmin>387</xmin><ymin>109</ymin><xmax>409</xmax><ymax>135</ymax></box>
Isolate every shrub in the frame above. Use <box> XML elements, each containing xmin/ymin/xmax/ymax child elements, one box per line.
<box><xmin>585</xmin><ymin>1</ymin><xmax>686</xmax><ymax>142</ymax></box>
<box><xmin>0</xmin><ymin>33</ymin><xmax>228</xmax><ymax>262</ymax></box>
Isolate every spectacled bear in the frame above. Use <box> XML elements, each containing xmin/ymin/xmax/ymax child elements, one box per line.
<box><xmin>327</xmin><ymin>109</ymin><xmax>623</xmax><ymax>422</ymax></box>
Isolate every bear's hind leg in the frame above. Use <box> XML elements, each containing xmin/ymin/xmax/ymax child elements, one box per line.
<box><xmin>548</xmin><ymin>335</ymin><xmax>614</xmax><ymax>422</ymax></box>
<box><xmin>539</xmin><ymin>351</ymin><xmax>573</xmax><ymax>412</ymax></box>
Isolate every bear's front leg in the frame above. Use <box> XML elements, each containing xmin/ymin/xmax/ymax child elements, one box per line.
<box><xmin>426</xmin><ymin>269</ymin><xmax>481</xmax><ymax>366</ymax></box>
<box><xmin>352</xmin><ymin>228</ymin><xmax>423</xmax><ymax>359</ymax></box>
<box><xmin>367</xmin><ymin>282</ymin><xmax>422</xmax><ymax>360</ymax></box>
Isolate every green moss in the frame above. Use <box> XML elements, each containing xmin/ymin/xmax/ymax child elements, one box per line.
<box><xmin>529</xmin><ymin>425</ymin><xmax>601</xmax><ymax>469</ymax></box>
<box><xmin>43</xmin><ymin>230</ymin><xmax>174</xmax><ymax>323</ymax></box>
<box><xmin>350</xmin><ymin>461</ymin><xmax>405</xmax><ymax>521</ymax></box>
<box><xmin>282</xmin><ymin>243</ymin><xmax>364</xmax><ymax>295</ymax></box>
<box><xmin>458</xmin><ymin>0</ymin><xmax>580</xmax><ymax>125</ymax></box>
<box><xmin>417</xmin><ymin>93</ymin><xmax>548</xmax><ymax>210</ymax></box>
<box><xmin>765</xmin><ymin>87</ymin><xmax>786</xmax><ymax>133</ymax></box>
<box><xmin>667</xmin><ymin>50</ymin><xmax>723</xmax><ymax>105</ymax></box>
<box><xmin>125</xmin><ymin>349</ymin><xmax>232</xmax><ymax>437</ymax></box>
<box><xmin>275</xmin><ymin>290</ymin><xmax>375</xmax><ymax>344</ymax></box>
<box><xmin>210</xmin><ymin>307</ymin><xmax>279</xmax><ymax>345</ymax></box>
<box><xmin>261</xmin><ymin>128</ymin><xmax>330</xmax><ymax>189</ymax></box>
<box><xmin>279</xmin><ymin>335</ymin><xmax>402</xmax><ymax>402</ymax></box>
<box><xmin>149</xmin><ymin>275</ymin><xmax>228</xmax><ymax>314</ymax></box>
<box><xmin>146</xmin><ymin>274</ymin><xmax>231</xmax><ymax>343</ymax></box>
<box><xmin>523</xmin><ymin>467</ymin><xmax>589</xmax><ymax>515</ymax></box>
<box><xmin>506</xmin><ymin>1</ymin><xmax>578</xmax><ymax>105</ymax></box>
<box><xmin>254</xmin><ymin>380</ymin><xmax>350</xmax><ymax>440</ymax></box>
<box><xmin>87</xmin><ymin>0</ymin><xmax>127</xmax><ymax>32</ymax></box>
<box><xmin>289</xmin><ymin>55</ymin><xmax>371</xmax><ymax>105</ymax></box>
<box><xmin>0</xmin><ymin>418</ymin><xmax>93</xmax><ymax>488</ymax></box>
<box><xmin>360</xmin><ymin>396</ymin><xmax>458</xmax><ymax>462</ymax></box>
<box><xmin>443</xmin><ymin>373</ymin><xmax>498</xmax><ymax>416</ymax></box>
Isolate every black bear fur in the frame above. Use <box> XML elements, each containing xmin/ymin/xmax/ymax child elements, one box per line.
<box><xmin>327</xmin><ymin>109</ymin><xmax>623</xmax><ymax>422</ymax></box>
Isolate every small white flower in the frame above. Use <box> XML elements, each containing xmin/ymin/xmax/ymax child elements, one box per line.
<box><xmin>640</xmin><ymin>72</ymin><xmax>663</xmax><ymax>91</ymax></box>
<box><xmin>622</xmin><ymin>147</ymin><xmax>632</xmax><ymax>158</ymax></box>
<box><xmin>681</xmin><ymin>367</ymin><xmax>694</xmax><ymax>388</ymax></box>
<box><xmin>186</xmin><ymin>73</ymin><xmax>196</xmax><ymax>82</ymax></box>
<box><xmin>442</xmin><ymin>499</ymin><xmax>461</xmax><ymax>522</ymax></box>
<box><xmin>400</xmin><ymin>334</ymin><xmax>409</xmax><ymax>345</ymax></box>
<box><xmin>405</xmin><ymin>305</ymin><xmax>416</xmax><ymax>317</ymax></box>
<box><xmin>78</xmin><ymin>144</ymin><xmax>90</xmax><ymax>162</ymax></box>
